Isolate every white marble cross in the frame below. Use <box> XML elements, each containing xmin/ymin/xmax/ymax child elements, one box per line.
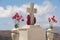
<box><xmin>27</xmin><ymin>2</ymin><xmax>37</xmax><ymax>25</ymax></box>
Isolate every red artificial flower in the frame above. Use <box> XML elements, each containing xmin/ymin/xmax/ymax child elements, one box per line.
<box><xmin>12</xmin><ymin>15</ymin><xmax>16</xmax><ymax>19</ymax></box>
<box><xmin>27</xmin><ymin>15</ymin><xmax>30</xmax><ymax>25</ymax></box>
<box><xmin>51</xmin><ymin>16</ymin><xmax>57</xmax><ymax>23</ymax></box>
<box><xmin>16</xmin><ymin>17</ymin><xmax>20</xmax><ymax>21</ymax></box>
<box><xmin>21</xmin><ymin>19</ymin><xmax>24</xmax><ymax>21</ymax></box>
<box><xmin>48</xmin><ymin>17</ymin><xmax>51</xmax><ymax>22</ymax></box>
<box><xmin>26</xmin><ymin>15</ymin><xmax>36</xmax><ymax>25</ymax></box>
<box><xmin>12</xmin><ymin>12</ymin><xmax>24</xmax><ymax>21</ymax></box>
<box><xmin>12</xmin><ymin>12</ymin><xmax>19</xmax><ymax>19</ymax></box>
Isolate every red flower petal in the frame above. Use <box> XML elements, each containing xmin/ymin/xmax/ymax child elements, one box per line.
<box><xmin>51</xmin><ymin>17</ymin><xmax>57</xmax><ymax>23</ymax></box>
<box><xmin>26</xmin><ymin>15</ymin><xmax>36</xmax><ymax>25</ymax></box>
<box><xmin>48</xmin><ymin>17</ymin><xmax>51</xmax><ymax>22</ymax></box>
<box><xmin>27</xmin><ymin>15</ymin><xmax>30</xmax><ymax>25</ymax></box>
<box><xmin>21</xmin><ymin>19</ymin><xmax>24</xmax><ymax>21</ymax></box>
<box><xmin>16</xmin><ymin>17</ymin><xmax>20</xmax><ymax>21</ymax></box>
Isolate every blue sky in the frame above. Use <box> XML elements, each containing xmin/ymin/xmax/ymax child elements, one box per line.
<box><xmin>0</xmin><ymin>0</ymin><xmax>60</xmax><ymax>30</ymax></box>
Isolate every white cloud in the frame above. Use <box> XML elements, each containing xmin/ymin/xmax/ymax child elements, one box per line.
<box><xmin>0</xmin><ymin>6</ymin><xmax>12</xmax><ymax>17</ymax></box>
<box><xmin>0</xmin><ymin>1</ymin><xmax>56</xmax><ymax>18</ymax></box>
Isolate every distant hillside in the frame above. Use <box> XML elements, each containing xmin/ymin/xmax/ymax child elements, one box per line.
<box><xmin>53</xmin><ymin>26</ymin><xmax>60</xmax><ymax>33</ymax></box>
<box><xmin>0</xmin><ymin>26</ymin><xmax>60</xmax><ymax>40</ymax></box>
<box><xmin>0</xmin><ymin>30</ymin><xmax>12</xmax><ymax>40</ymax></box>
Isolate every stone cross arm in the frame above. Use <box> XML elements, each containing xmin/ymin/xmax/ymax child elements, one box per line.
<box><xmin>27</xmin><ymin>8</ymin><xmax>37</xmax><ymax>13</ymax></box>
